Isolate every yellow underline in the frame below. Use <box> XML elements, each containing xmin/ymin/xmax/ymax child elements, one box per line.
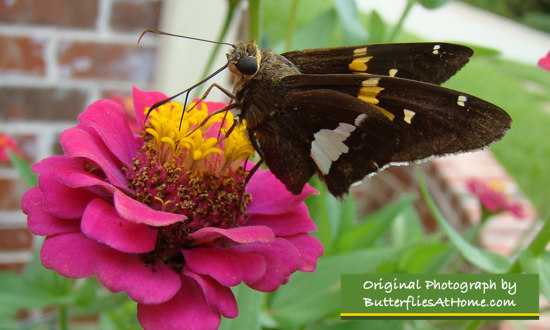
<box><xmin>341</xmin><ymin>313</ymin><xmax>539</xmax><ymax>317</ymax></box>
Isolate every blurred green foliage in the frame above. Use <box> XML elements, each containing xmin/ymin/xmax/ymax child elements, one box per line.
<box><xmin>461</xmin><ymin>0</ymin><xmax>550</xmax><ymax>33</ymax></box>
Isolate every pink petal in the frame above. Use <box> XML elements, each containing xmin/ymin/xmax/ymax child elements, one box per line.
<box><xmin>81</xmin><ymin>198</ymin><xmax>157</xmax><ymax>253</ymax></box>
<box><xmin>113</xmin><ymin>190</ymin><xmax>186</xmax><ymax>226</ymax></box>
<box><xmin>246</xmin><ymin>168</ymin><xmax>317</xmax><ymax>215</ymax></box>
<box><xmin>38</xmin><ymin>174</ymin><xmax>96</xmax><ymax>219</ymax></box>
<box><xmin>22</xmin><ymin>187</ymin><xmax>80</xmax><ymax>236</ymax></box>
<box><xmin>59</xmin><ymin>126</ymin><xmax>128</xmax><ymax>190</ymax></box>
<box><xmin>137</xmin><ymin>276</ymin><xmax>220</xmax><ymax>330</ymax></box>
<box><xmin>190</xmin><ymin>226</ymin><xmax>274</xmax><ymax>245</ymax></box>
<box><xmin>31</xmin><ymin>155</ymin><xmax>80</xmax><ymax>175</ymax></box>
<box><xmin>235</xmin><ymin>238</ymin><xmax>300</xmax><ymax>292</ymax></box>
<box><xmin>184</xmin><ymin>267</ymin><xmax>238</xmax><ymax>318</ymax></box>
<box><xmin>53</xmin><ymin>161</ymin><xmax>118</xmax><ymax>194</ymax></box>
<box><xmin>285</xmin><ymin>234</ymin><xmax>324</xmax><ymax>272</ymax></box>
<box><xmin>246</xmin><ymin>203</ymin><xmax>316</xmax><ymax>236</ymax></box>
<box><xmin>132</xmin><ymin>87</ymin><xmax>166</xmax><ymax>130</ymax></box>
<box><xmin>183</xmin><ymin>247</ymin><xmax>266</xmax><ymax>287</ymax></box>
<box><xmin>78</xmin><ymin>99</ymin><xmax>139</xmax><ymax>167</ymax></box>
<box><xmin>41</xmin><ymin>232</ymin><xmax>105</xmax><ymax>278</ymax></box>
<box><xmin>96</xmin><ymin>248</ymin><xmax>181</xmax><ymax>304</ymax></box>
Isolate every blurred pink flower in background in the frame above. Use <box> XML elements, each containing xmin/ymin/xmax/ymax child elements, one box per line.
<box><xmin>466</xmin><ymin>179</ymin><xmax>526</xmax><ymax>219</ymax></box>
<box><xmin>538</xmin><ymin>51</ymin><xmax>550</xmax><ymax>70</ymax></box>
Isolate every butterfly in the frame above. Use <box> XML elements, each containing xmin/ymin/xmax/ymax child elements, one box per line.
<box><xmin>142</xmin><ymin>31</ymin><xmax>511</xmax><ymax>197</ymax></box>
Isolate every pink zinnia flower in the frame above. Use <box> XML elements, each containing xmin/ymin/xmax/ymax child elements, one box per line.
<box><xmin>21</xmin><ymin>87</ymin><xmax>323</xmax><ymax>329</ymax></box>
<box><xmin>538</xmin><ymin>51</ymin><xmax>550</xmax><ymax>71</ymax></box>
<box><xmin>466</xmin><ymin>179</ymin><xmax>526</xmax><ymax>219</ymax></box>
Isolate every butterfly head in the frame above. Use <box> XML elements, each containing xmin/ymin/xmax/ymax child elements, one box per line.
<box><xmin>227</xmin><ymin>41</ymin><xmax>261</xmax><ymax>78</ymax></box>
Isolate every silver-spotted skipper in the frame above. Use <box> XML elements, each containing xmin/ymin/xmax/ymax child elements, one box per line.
<box><xmin>144</xmin><ymin>31</ymin><xmax>511</xmax><ymax>197</ymax></box>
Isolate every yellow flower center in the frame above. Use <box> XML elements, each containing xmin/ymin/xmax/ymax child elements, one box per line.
<box><xmin>144</xmin><ymin>100</ymin><xmax>255</xmax><ymax>174</ymax></box>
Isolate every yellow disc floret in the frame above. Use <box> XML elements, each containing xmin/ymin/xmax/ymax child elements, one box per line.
<box><xmin>144</xmin><ymin>100</ymin><xmax>255</xmax><ymax>174</ymax></box>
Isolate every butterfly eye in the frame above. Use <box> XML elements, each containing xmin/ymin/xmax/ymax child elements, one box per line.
<box><xmin>236</xmin><ymin>56</ymin><xmax>258</xmax><ymax>75</ymax></box>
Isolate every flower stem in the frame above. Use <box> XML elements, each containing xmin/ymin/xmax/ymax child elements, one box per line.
<box><xmin>387</xmin><ymin>0</ymin><xmax>415</xmax><ymax>42</ymax></box>
<box><xmin>199</xmin><ymin>0</ymin><xmax>240</xmax><ymax>84</ymax></box>
<box><xmin>248</xmin><ymin>0</ymin><xmax>262</xmax><ymax>44</ymax></box>
<box><xmin>54</xmin><ymin>274</ymin><xmax>69</xmax><ymax>330</ymax></box>
<box><xmin>284</xmin><ymin>0</ymin><xmax>299</xmax><ymax>51</ymax></box>
<box><xmin>59</xmin><ymin>304</ymin><xmax>68</xmax><ymax>330</ymax></box>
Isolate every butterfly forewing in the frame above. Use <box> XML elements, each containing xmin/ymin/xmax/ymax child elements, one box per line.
<box><xmin>282</xmin><ymin>43</ymin><xmax>473</xmax><ymax>84</ymax></box>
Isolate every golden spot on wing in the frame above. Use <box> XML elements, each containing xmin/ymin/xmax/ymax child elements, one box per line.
<box><xmin>349</xmin><ymin>56</ymin><xmax>373</xmax><ymax>72</ymax></box>
<box><xmin>403</xmin><ymin>109</ymin><xmax>415</xmax><ymax>124</ymax></box>
<box><xmin>389</xmin><ymin>68</ymin><xmax>398</xmax><ymax>77</ymax></box>
<box><xmin>358</xmin><ymin>78</ymin><xmax>384</xmax><ymax>104</ymax></box>
<box><xmin>372</xmin><ymin>104</ymin><xmax>395</xmax><ymax>121</ymax></box>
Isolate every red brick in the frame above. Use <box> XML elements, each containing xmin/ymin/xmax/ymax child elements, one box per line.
<box><xmin>110</xmin><ymin>0</ymin><xmax>162</xmax><ymax>32</ymax></box>
<box><xmin>0</xmin><ymin>178</ymin><xmax>28</xmax><ymax>210</ymax></box>
<box><xmin>0</xmin><ymin>0</ymin><xmax>98</xmax><ymax>29</ymax></box>
<box><xmin>0</xmin><ymin>87</ymin><xmax>87</xmax><ymax>121</ymax></box>
<box><xmin>0</xmin><ymin>35</ymin><xmax>46</xmax><ymax>76</ymax></box>
<box><xmin>58</xmin><ymin>42</ymin><xmax>155</xmax><ymax>81</ymax></box>
<box><xmin>0</xmin><ymin>0</ymin><xmax>27</xmax><ymax>23</ymax></box>
<box><xmin>0</xmin><ymin>262</ymin><xmax>26</xmax><ymax>273</ymax></box>
<box><xmin>0</xmin><ymin>228</ymin><xmax>33</xmax><ymax>250</ymax></box>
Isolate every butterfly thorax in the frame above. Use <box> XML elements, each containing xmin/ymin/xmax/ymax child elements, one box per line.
<box><xmin>227</xmin><ymin>42</ymin><xmax>301</xmax><ymax>130</ymax></box>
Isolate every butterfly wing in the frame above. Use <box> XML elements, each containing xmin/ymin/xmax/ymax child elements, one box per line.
<box><xmin>253</xmin><ymin>74</ymin><xmax>511</xmax><ymax>196</ymax></box>
<box><xmin>282</xmin><ymin>43</ymin><xmax>473</xmax><ymax>84</ymax></box>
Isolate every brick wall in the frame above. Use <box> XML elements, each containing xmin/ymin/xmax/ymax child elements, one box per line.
<box><xmin>0</xmin><ymin>0</ymin><xmax>162</xmax><ymax>272</ymax></box>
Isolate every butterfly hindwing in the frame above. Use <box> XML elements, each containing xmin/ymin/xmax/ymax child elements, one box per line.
<box><xmin>281</xmin><ymin>43</ymin><xmax>473</xmax><ymax>84</ymax></box>
<box><xmin>266</xmin><ymin>73</ymin><xmax>511</xmax><ymax>196</ymax></box>
<box><xmin>279</xmin><ymin>89</ymin><xmax>400</xmax><ymax>196</ymax></box>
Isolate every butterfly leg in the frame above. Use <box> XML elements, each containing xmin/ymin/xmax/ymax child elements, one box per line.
<box><xmin>186</xmin><ymin>83</ymin><xmax>236</xmax><ymax>113</ymax></box>
<box><xmin>244</xmin><ymin>129</ymin><xmax>266</xmax><ymax>183</ymax></box>
<box><xmin>184</xmin><ymin>103</ymin><xmax>239</xmax><ymax>137</ymax></box>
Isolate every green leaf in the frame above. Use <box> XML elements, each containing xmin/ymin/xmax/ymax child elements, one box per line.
<box><xmin>269</xmin><ymin>247</ymin><xmax>402</xmax><ymax>328</ymax></box>
<box><xmin>389</xmin><ymin>198</ymin><xmax>424</xmax><ymax>245</ymax></box>
<box><xmin>334</xmin><ymin>0</ymin><xmax>368</xmax><ymax>45</ymax></box>
<box><xmin>314</xmin><ymin>318</ymin><xmax>404</xmax><ymax>330</ymax></box>
<box><xmin>8</xmin><ymin>150</ymin><xmax>37</xmax><ymax>188</ymax></box>
<box><xmin>417</xmin><ymin>0</ymin><xmax>451</xmax><ymax>9</ymax></box>
<box><xmin>0</xmin><ymin>272</ymin><xmax>73</xmax><ymax>308</ymax></box>
<box><xmin>397</xmin><ymin>241</ymin><xmax>451</xmax><ymax>273</ymax></box>
<box><xmin>519</xmin><ymin>249</ymin><xmax>550</xmax><ymax>302</ymax></box>
<box><xmin>335</xmin><ymin>194</ymin><xmax>417</xmax><ymax>252</ymax></box>
<box><xmin>98</xmin><ymin>299</ymin><xmax>140</xmax><ymax>330</ymax></box>
<box><xmin>418</xmin><ymin>172</ymin><xmax>512</xmax><ymax>273</ymax></box>
<box><xmin>219</xmin><ymin>284</ymin><xmax>262</xmax><ymax>330</ymax></box>
<box><xmin>284</xmin><ymin>8</ymin><xmax>337</xmax><ymax>51</ymax></box>
<box><xmin>72</xmin><ymin>292</ymin><xmax>130</xmax><ymax>317</ymax></box>
<box><xmin>539</xmin><ymin>252</ymin><xmax>550</xmax><ymax>302</ymax></box>
<box><xmin>367</xmin><ymin>10</ymin><xmax>387</xmax><ymax>43</ymax></box>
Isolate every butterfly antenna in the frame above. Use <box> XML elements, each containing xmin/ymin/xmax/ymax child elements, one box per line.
<box><xmin>138</xmin><ymin>29</ymin><xmax>234</xmax><ymax>47</ymax></box>
<box><xmin>144</xmin><ymin>62</ymin><xmax>230</xmax><ymax>125</ymax></box>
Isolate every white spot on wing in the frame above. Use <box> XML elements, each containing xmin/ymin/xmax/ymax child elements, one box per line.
<box><xmin>310</xmin><ymin>122</ymin><xmax>357</xmax><ymax>175</ymax></box>
<box><xmin>354</xmin><ymin>114</ymin><xmax>367</xmax><ymax>126</ymax></box>
<box><xmin>457</xmin><ymin>95</ymin><xmax>467</xmax><ymax>107</ymax></box>
<box><xmin>432</xmin><ymin>44</ymin><xmax>441</xmax><ymax>55</ymax></box>
<box><xmin>403</xmin><ymin>109</ymin><xmax>415</xmax><ymax>124</ymax></box>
